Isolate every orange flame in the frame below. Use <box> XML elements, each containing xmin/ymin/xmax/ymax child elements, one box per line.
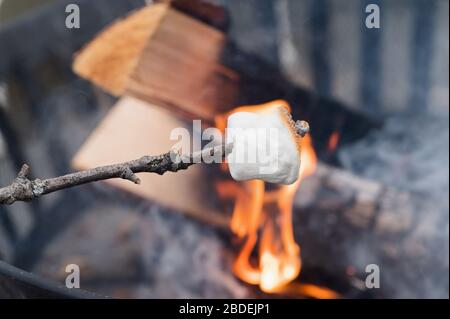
<box><xmin>327</xmin><ymin>131</ymin><xmax>340</xmax><ymax>153</ymax></box>
<box><xmin>216</xmin><ymin>100</ymin><xmax>337</xmax><ymax>298</ymax></box>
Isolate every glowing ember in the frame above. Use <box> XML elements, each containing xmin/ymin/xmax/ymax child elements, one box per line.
<box><xmin>216</xmin><ymin>100</ymin><xmax>336</xmax><ymax>298</ymax></box>
<box><xmin>327</xmin><ymin>131</ymin><xmax>340</xmax><ymax>153</ymax></box>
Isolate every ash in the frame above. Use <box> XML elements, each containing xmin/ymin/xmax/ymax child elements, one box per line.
<box><xmin>34</xmin><ymin>198</ymin><xmax>251</xmax><ymax>299</ymax></box>
<box><xmin>132</xmin><ymin>204</ymin><xmax>251</xmax><ymax>298</ymax></box>
<box><xmin>338</xmin><ymin>112</ymin><xmax>449</xmax><ymax>298</ymax></box>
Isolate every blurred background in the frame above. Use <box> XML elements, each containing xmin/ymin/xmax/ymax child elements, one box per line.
<box><xmin>0</xmin><ymin>0</ymin><xmax>448</xmax><ymax>298</ymax></box>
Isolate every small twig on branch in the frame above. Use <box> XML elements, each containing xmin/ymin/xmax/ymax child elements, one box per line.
<box><xmin>0</xmin><ymin>144</ymin><xmax>233</xmax><ymax>205</ymax></box>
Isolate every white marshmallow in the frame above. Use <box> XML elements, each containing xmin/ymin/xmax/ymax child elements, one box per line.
<box><xmin>226</xmin><ymin>102</ymin><xmax>305</xmax><ymax>185</ymax></box>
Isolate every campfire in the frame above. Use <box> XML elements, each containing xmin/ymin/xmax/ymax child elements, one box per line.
<box><xmin>0</xmin><ymin>1</ymin><xmax>399</xmax><ymax>299</ymax></box>
<box><xmin>0</xmin><ymin>0</ymin><xmax>447</xmax><ymax>300</ymax></box>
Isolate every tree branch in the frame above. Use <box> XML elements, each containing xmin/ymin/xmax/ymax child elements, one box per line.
<box><xmin>0</xmin><ymin>144</ymin><xmax>233</xmax><ymax>205</ymax></box>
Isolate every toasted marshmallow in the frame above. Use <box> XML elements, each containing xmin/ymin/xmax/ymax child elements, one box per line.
<box><xmin>225</xmin><ymin>101</ymin><xmax>308</xmax><ymax>185</ymax></box>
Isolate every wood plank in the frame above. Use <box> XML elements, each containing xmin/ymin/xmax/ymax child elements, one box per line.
<box><xmin>72</xmin><ymin>96</ymin><xmax>228</xmax><ymax>228</ymax></box>
<box><xmin>124</xmin><ymin>7</ymin><xmax>239</xmax><ymax>121</ymax></box>
<box><xmin>73</xmin><ymin>3</ymin><xmax>238</xmax><ymax>121</ymax></box>
<box><xmin>73</xmin><ymin>3</ymin><xmax>170</xmax><ymax>96</ymax></box>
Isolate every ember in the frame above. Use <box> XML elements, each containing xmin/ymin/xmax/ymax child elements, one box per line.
<box><xmin>327</xmin><ymin>131</ymin><xmax>340</xmax><ymax>153</ymax></box>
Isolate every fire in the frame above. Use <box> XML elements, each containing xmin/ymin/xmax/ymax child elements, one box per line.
<box><xmin>327</xmin><ymin>131</ymin><xmax>340</xmax><ymax>152</ymax></box>
<box><xmin>216</xmin><ymin>100</ymin><xmax>337</xmax><ymax>298</ymax></box>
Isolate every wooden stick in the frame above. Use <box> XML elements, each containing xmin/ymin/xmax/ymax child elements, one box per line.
<box><xmin>0</xmin><ymin>144</ymin><xmax>232</xmax><ymax>205</ymax></box>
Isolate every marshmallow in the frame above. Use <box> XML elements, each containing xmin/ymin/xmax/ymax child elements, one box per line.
<box><xmin>225</xmin><ymin>101</ymin><xmax>308</xmax><ymax>185</ymax></box>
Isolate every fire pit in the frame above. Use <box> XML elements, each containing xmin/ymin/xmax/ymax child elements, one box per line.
<box><xmin>0</xmin><ymin>0</ymin><xmax>448</xmax><ymax>299</ymax></box>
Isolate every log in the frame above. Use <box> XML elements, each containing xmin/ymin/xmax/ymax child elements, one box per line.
<box><xmin>74</xmin><ymin>3</ymin><xmax>238</xmax><ymax>121</ymax></box>
<box><xmin>292</xmin><ymin>163</ymin><xmax>424</xmax><ymax>297</ymax></box>
<box><xmin>297</xmin><ymin>163</ymin><xmax>415</xmax><ymax>234</ymax></box>
<box><xmin>73</xmin><ymin>4</ymin><xmax>169</xmax><ymax>97</ymax></box>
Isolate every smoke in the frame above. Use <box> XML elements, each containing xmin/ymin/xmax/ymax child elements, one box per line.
<box><xmin>338</xmin><ymin>111</ymin><xmax>449</xmax><ymax>298</ymax></box>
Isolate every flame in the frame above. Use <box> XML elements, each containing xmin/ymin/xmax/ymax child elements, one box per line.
<box><xmin>215</xmin><ymin>100</ymin><xmax>337</xmax><ymax>298</ymax></box>
<box><xmin>327</xmin><ymin>131</ymin><xmax>340</xmax><ymax>152</ymax></box>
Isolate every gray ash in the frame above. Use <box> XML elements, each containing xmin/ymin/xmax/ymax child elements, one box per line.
<box><xmin>34</xmin><ymin>199</ymin><xmax>253</xmax><ymax>298</ymax></box>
